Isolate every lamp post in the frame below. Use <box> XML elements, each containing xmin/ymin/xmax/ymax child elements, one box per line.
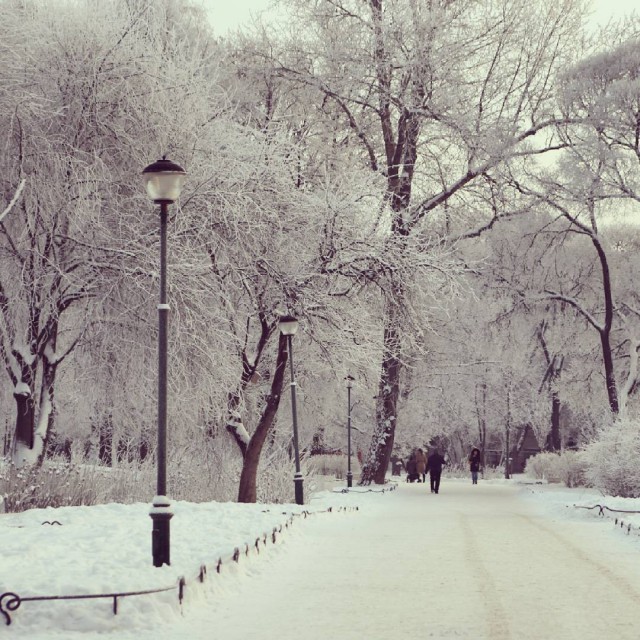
<box><xmin>345</xmin><ymin>375</ymin><xmax>354</xmax><ymax>488</ymax></box>
<box><xmin>505</xmin><ymin>422</ymin><xmax>511</xmax><ymax>480</ymax></box>
<box><xmin>505</xmin><ymin>382</ymin><xmax>511</xmax><ymax>480</ymax></box>
<box><xmin>142</xmin><ymin>156</ymin><xmax>186</xmax><ymax>567</ymax></box>
<box><xmin>279</xmin><ymin>315</ymin><xmax>303</xmax><ymax>505</ymax></box>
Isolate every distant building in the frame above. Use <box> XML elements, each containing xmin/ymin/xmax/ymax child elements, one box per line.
<box><xmin>510</xmin><ymin>424</ymin><xmax>542</xmax><ymax>473</ymax></box>
<box><xmin>483</xmin><ymin>423</ymin><xmax>542</xmax><ymax>473</ymax></box>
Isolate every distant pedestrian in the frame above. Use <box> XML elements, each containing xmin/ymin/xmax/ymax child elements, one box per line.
<box><xmin>406</xmin><ymin>450</ymin><xmax>419</xmax><ymax>482</ymax></box>
<box><xmin>469</xmin><ymin>448</ymin><xmax>481</xmax><ymax>485</ymax></box>
<box><xmin>426</xmin><ymin>448</ymin><xmax>446</xmax><ymax>494</ymax></box>
<box><xmin>415</xmin><ymin>448</ymin><xmax>427</xmax><ymax>483</ymax></box>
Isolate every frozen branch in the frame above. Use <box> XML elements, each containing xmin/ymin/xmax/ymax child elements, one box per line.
<box><xmin>539</xmin><ymin>290</ymin><xmax>603</xmax><ymax>332</ymax></box>
<box><xmin>0</xmin><ymin>179</ymin><xmax>25</xmax><ymax>224</ymax></box>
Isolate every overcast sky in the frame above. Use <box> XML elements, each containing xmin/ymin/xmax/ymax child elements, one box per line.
<box><xmin>203</xmin><ymin>0</ymin><xmax>639</xmax><ymax>35</ymax></box>
<box><xmin>203</xmin><ymin>0</ymin><xmax>276</xmax><ymax>34</ymax></box>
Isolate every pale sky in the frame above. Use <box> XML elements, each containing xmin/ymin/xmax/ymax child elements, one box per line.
<box><xmin>589</xmin><ymin>0</ymin><xmax>639</xmax><ymax>27</ymax></box>
<box><xmin>203</xmin><ymin>0</ymin><xmax>276</xmax><ymax>34</ymax></box>
<box><xmin>204</xmin><ymin>0</ymin><xmax>639</xmax><ymax>35</ymax></box>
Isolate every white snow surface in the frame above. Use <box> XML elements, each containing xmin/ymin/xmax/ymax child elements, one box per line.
<box><xmin>2</xmin><ymin>477</ymin><xmax>640</xmax><ymax>639</ymax></box>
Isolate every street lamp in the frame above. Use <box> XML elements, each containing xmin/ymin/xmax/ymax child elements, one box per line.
<box><xmin>345</xmin><ymin>375</ymin><xmax>355</xmax><ymax>488</ymax></box>
<box><xmin>142</xmin><ymin>156</ymin><xmax>187</xmax><ymax>567</ymax></box>
<box><xmin>505</xmin><ymin>384</ymin><xmax>511</xmax><ymax>480</ymax></box>
<box><xmin>505</xmin><ymin>422</ymin><xmax>511</xmax><ymax>480</ymax></box>
<box><xmin>279</xmin><ymin>314</ymin><xmax>303</xmax><ymax>505</ymax></box>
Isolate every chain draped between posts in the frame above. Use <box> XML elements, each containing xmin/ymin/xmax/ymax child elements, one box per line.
<box><xmin>0</xmin><ymin>505</ymin><xmax>361</xmax><ymax>626</ymax></box>
<box><xmin>574</xmin><ymin>503</ymin><xmax>640</xmax><ymax>538</ymax></box>
<box><xmin>331</xmin><ymin>482</ymin><xmax>399</xmax><ymax>495</ymax></box>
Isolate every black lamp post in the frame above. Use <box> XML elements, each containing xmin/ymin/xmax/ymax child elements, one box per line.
<box><xmin>345</xmin><ymin>375</ymin><xmax>354</xmax><ymax>488</ymax></box>
<box><xmin>142</xmin><ymin>156</ymin><xmax>186</xmax><ymax>567</ymax></box>
<box><xmin>505</xmin><ymin>383</ymin><xmax>511</xmax><ymax>480</ymax></box>
<box><xmin>505</xmin><ymin>422</ymin><xmax>511</xmax><ymax>480</ymax></box>
<box><xmin>280</xmin><ymin>315</ymin><xmax>303</xmax><ymax>505</ymax></box>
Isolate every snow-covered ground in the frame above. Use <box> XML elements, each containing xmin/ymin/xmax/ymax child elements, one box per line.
<box><xmin>2</xmin><ymin>476</ymin><xmax>640</xmax><ymax>639</ymax></box>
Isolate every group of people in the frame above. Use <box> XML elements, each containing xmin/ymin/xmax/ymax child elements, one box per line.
<box><xmin>406</xmin><ymin>446</ymin><xmax>483</xmax><ymax>492</ymax></box>
<box><xmin>405</xmin><ymin>447</ymin><xmax>447</xmax><ymax>493</ymax></box>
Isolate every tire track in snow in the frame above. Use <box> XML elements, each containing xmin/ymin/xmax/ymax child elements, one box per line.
<box><xmin>518</xmin><ymin>513</ymin><xmax>640</xmax><ymax>607</ymax></box>
<box><xmin>459</xmin><ymin>513</ymin><xmax>511</xmax><ymax>640</ymax></box>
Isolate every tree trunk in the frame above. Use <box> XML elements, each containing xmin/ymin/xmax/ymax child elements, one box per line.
<box><xmin>600</xmin><ymin>329</ymin><xmax>619</xmax><ymax>414</ymax></box>
<box><xmin>537</xmin><ymin>323</ymin><xmax>564</xmax><ymax>452</ymax></box>
<box><xmin>224</xmin><ymin>313</ymin><xmax>274</xmax><ymax>455</ymax></box>
<box><xmin>476</xmin><ymin>381</ymin><xmax>487</xmax><ymax>472</ymax></box>
<box><xmin>12</xmin><ymin>362</ymin><xmax>36</xmax><ymax>466</ymax></box>
<box><xmin>225</xmin><ymin>390</ymin><xmax>248</xmax><ymax>457</ymax></box>
<box><xmin>11</xmin><ymin>315</ymin><xmax>62</xmax><ymax>467</ymax></box>
<box><xmin>36</xmin><ymin>353</ymin><xmax>59</xmax><ymax>465</ymax></box>
<box><xmin>547</xmin><ymin>391</ymin><xmax>561</xmax><ymax>451</ymax></box>
<box><xmin>237</xmin><ymin>333</ymin><xmax>288</xmax><ymax>503</ymax></box>
<box><xmin>593</xmin><ymin>235</ymin><xmax>618</xmax><ymax>414</ymax></box>
<box><xmin>360</xmin><ymin>301</ymin><xmax>402</xmax><ymax>484</ymax></box>
<box><xmin>13</xmin><ymin>390</ymin><xmax>35</xmax><ymax>451</ymax></box>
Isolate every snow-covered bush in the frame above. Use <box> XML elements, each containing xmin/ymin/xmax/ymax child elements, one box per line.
<box><xmin>256</xmin><ymin>448</ymin><xmax>315</xmax><ymax>504</ymax></box>
<box><xmin>581</xmin><ymin>417</ymin><xmax>640</xmax><ymax>497</ymax></box>
<box><xmin>554</xmin><ymin>451</ymin><xmax>587</xmax><ymax>488</ymax></box>
<box><xmin>525</xmin><ymin>452</ymin><xmax>561</xmax><ymax>482</ymax></box>
<box><xmin>484</xmin><ymin>466</ymin><xmax>511</xmax><ymax>480</ymax></box>
<box><xmin>0</xmin><ymin>433</ymin><xmax>326</xmax><ymax>511</ymax></box>
<box><xmin>441</xmin><ymin>462</ymin><xmax>467</xmax><ymax>478</ymax></box>
<box><xmin>524</xmin><ymin>451</ymin><xmax>587</xmax><ymax>487</ymax></box>
<box><xmin>0</xmin><ymin>459</ymin><xmax>102</xmax><ymax>511</ymax></box>
<box><xmin>0</xmin><ymin>439</ymin><xmax>238</xmax><ymax>512</ymax></box>
<box><xmin>306</xmin><ymin>454</ymin><xmax>361</xmax><ymax>480</ymax></box>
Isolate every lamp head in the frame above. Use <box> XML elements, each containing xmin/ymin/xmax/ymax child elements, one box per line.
<box><xmin>142</xmin><ymin>156</ymin><xmax>187</xmax><ymax>203</ymax></box>
<box><xmin>279</xmin><ymin>314</ymin><xmax>299</xmax><ymax>336</ymax></box>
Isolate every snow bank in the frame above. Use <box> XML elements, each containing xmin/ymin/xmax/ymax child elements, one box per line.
<box><xmin>0</xmin><ymin>482</ymin><xmax>395</xmax><ymax>636</ymax></box>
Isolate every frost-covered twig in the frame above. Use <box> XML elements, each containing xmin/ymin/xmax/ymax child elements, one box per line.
<box><xmin>0</xmin><ymin>179</ymin><xmax>25</xmax><ymax>224</ymax></box>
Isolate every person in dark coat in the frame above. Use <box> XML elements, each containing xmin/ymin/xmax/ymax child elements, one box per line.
<box><xmin>406</xmin><ymin>451</ymin><xmax>418</xmax><ymax>482</ymax></box>
<box><xmin>426</xmin><ymin>448</ymin><xmax>446</xmax><ymax>494</ymax></box>
<box><xmin>415</xmin><ymin>448</ymin><xmax>427</xmax><ymax>483</ymax></box>
<box><xmin>469</xmin><ymin>447</ymin><xmax>481</xmax><ymax>485</ymax></box>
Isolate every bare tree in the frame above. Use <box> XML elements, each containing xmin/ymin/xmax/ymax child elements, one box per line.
<box><xmin>0</xmin><ymin>0</ymin><xmax>222</xmax><ymax>465</ymax></box>
<box><xmin>247</xmin><ymin>0</ymin><xmax>586</xmax><ymax>482</ymax></box>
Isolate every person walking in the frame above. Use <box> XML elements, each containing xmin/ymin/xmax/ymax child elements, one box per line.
<box><xmin>415</xmin><ymin>448</ymin><xmax>427</xmax><ymax>483</ymax></box>
<box><xmin>426</xmin><ymin>448</ymin><xmax>446</xmax><ymax>494</ymax></box>
<box><xmin>406</xmin><ymin>450</ymin><xmax>418</xmax><ymax>483</ymax></box>
<box><xmin>469</xmin><ymin>447</ymin><xmax>481</xmax><ymax>485</ymax></box>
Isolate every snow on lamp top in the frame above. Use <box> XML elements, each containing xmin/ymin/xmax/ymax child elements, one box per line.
<box><xmin>142</xmin><ymin>157</ymin><xmax>186</xmax><ymax>203</ymax></box>
<box><xmin>279</xmin><ymin>314</ymin><xmax>299</xmax><ymax>336</ymax></box>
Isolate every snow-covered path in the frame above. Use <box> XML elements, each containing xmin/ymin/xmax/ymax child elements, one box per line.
<box><xmin>17</xmin><ymin>480</ymin><xmax>640</xmax><ymax>640</ymax></box>
<box><xmin>119</xmin><ymin>480</ymin><xmax>640</xmax><ymax>640</ymax></box>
